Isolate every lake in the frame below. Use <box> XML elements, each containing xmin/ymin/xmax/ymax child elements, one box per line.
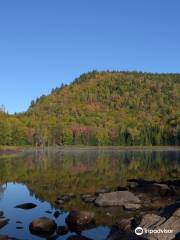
<box><xmin>0</xmin><ymin>147</ymin><xmax>180</xmax><ymax>239</ymax></box>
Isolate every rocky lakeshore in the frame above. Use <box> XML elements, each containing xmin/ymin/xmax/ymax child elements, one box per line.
<box><xmin>0</xmin><ymin>179</ymin><xmax>180</xmax><ymax>240</ymax></box>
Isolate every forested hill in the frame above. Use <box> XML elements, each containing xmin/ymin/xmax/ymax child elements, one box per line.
<box><xmin>0</xmin><ymin>71</ymin><xmax>180</xmax><ymax>146</ymax></box>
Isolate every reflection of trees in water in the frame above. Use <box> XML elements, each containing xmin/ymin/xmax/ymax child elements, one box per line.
<box><xmin>0</xmin><ymin>150</ymin><xmax>180</xmax><ymax>196</ymax></box>
<box><xmin>0</xmin><ymin>184</ymin><xmax>6</xmax><ymax>200</ymax></box>
<box><xmin>0</xmin><ymin>150</ymin><xmax>179</xmax><ymax>225</ymax></box>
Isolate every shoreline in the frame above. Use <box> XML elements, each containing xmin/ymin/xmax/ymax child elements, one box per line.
<box><xmin>0</xmin><ymin>145</ymin><xmax>180</xmax><ymax>155</ymax></box>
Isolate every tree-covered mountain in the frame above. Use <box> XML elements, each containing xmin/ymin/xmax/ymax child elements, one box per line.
<box><xmin>0</xmin><ymin>71</ymin><xmax>180</xmax><ymax>146</ymax></box>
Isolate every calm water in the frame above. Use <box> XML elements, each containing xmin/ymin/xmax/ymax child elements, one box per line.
<box><xmin>0</xmin><ymin>148</ymin><xmax>180</xmax><ymax>239</ymax></box>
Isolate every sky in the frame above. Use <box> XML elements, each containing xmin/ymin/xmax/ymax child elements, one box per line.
<box><xmin>0</xmin><ymin>0</ymin><xmax>180</xmax><ymax>113</ymax></box>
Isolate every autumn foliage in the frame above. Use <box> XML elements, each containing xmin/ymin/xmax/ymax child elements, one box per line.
<box><xmin>0</xmin><ymin>71</ymin><xmax>180</xmax><ymax>146</ymax></box>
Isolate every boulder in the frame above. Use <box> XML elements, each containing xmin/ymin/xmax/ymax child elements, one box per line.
<box><xmin>66</xmin><ymin>211</ymin><xmax>95</xmax><ymax>232</ymax></box>
<box><xmin>95</xmin><ymin>191</ymin><xmax>141</xmax><ymax>209</ymax></box>
<box><xmin>29</xmin><ymin>217</ymin><xmax>57</xmax><ymax>237</ymax></box>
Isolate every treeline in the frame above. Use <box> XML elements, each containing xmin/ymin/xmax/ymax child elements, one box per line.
<box><xmin>0</xmin><ymin>71</ymin><xmax>180</xmax><ymax>146</ymax></box>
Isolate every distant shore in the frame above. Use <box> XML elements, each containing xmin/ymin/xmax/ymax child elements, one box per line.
<box><xmin>0</xmin><ymin>146</ymin><xmax>22</xmax><ymax>155</ymax></box>
<box><xmin>1</xmin><ymin>145</ymin><xmax>180</xmax><ymax>155</ymax></box>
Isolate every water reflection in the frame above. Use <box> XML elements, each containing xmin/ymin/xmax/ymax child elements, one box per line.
<box><xmin>0</xmin><ymin>149</ymin><xmax>179</xmax><ymax>239</ymax></box>
<box><xmin>0</xmin><ymin>182</ymin><xmax>109</xmax><ymax>240</ymax></box>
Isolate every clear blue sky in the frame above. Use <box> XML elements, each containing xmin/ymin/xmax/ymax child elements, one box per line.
<box><xmin>0</xmin><ymin>0</ymin><xmax>180</xmax><ymax>113</ymax></box>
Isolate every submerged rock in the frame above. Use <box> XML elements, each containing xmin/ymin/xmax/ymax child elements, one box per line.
<box><xmin>56</xmin><ymin>225</ymin><xmax>69</xmax><ymax>235</ymax></box>
<box><xmin>15</xmin><ymin>203</ymin><xmax>37</xmax><ymax>210</ymax></box>
<box><xmin>95</xmin><ymin>191</ymin><xmax>141</xmax><ymax>209</ymax></box>
<box><xmin>66</xmin><ymin>211</ymin><xmax>95</xmax><ymax>232</ymax></box>
<box><xmin>29</xmin><ymin>217</ymin><xmax>57</xmax><ymax>237</ymax></box>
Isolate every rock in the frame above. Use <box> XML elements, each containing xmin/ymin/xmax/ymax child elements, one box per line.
<box><xmin>118</xmin><ymin>217</ymin><xmax>134</xmax><ymax>232</ymax></box>
<box><xmin>95</xmin><ymin>188</ymin><xmax>111</xmax><ymax>195</ymax></box>
<box><xmin>106</xmin><ymin>225</ymin><xmax>147</xmax><ymax>240</ymax></box>
<box><xmin>124</xmin><ymin>203</ymin><xmax>141</xmax><ymax>210</ymax></box>
<box><xmin>61</xmin><ymin>195</ymin><xmax>71</xmax><ymax>201</ymax></box>
<box><xmin>56</xmin><ymin>225</ymin><xmax>69</xmax><ymax>235</ymax></box>
<box><xmin>139</xmin><ymin>208</ymin><xmax>180</xmax><ymax>240</ymax></box>
<box><xmin>67</xmin><ymin>236</ymin><xmax>93</xmax><ymax>240</ymax></box>
<box><xmin>0</xmin><ymin>219</ymin><xmax>9</xmax><ymax>229</ymax></box>
<box><xmin>128</xmin><ymin>180</ymin><xmax>140</xmax><ymax>189</ymax></box>
<box><xmin>95</xmin><ymin>191</ymin><xmax>141</xmax><ymax>209</ymax></box>
<box><xmin>55</xmin><ymin>199</ymin><xmax>64</xmax><ymax>205</ymax></box>
<box><xmin>127</xmin><ymin>179</ymin><xmax>175</xmax><ymax>197</ymax></box>
<box><xmin>144</xmin><ymin>199</ymin><xmax>168</xmax><ymax>210</ymax></box>
<box><xmin>56</xmin><ymin>193</ymin><xmax>75</xmax><ymax>204</ymax></box>
<box><xmin>69</xmin><ymin>193</ymin><xmax>76</xmax><ymax>198</ymax></box>
<box><xmin>66</xmin><ymin>211</ymin><xmax>95</xmax><ymax>232</ymax></box>
<box><xmin>15</xmin><ymin>203</ymin><xmax>37</xmax><ymax>210</ymax></box>
<box><xmin>153</xmin><ymin>183</ymin><xmax>175</xmax><ymax>197</ymax></box>
<box><xmin>159</xmin><ymin>202</ymin><xmax>180</xmax><ymax>218</ymax></box>
<box><xmin>81</xmin><ymin>194</ymin><xmax>96</xmax><ymax>203</ymax></box>
<box><xmin>140</xmin><ymin>213</ymin><xmax>166</xmax><ymax>229</ymax></box>
<box><xmin>29</xmin><ymin>217</ymin><xmax>57</xmax><ymax>237</ymax></box>
<box><xmin>54</xmin><ymin>210</ymin><xmax>61</xmax><ymax>218</ymax></box>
